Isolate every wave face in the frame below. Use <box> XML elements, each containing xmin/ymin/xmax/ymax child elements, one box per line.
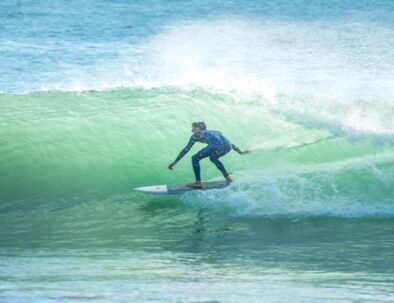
<box><xmin>0</xmin><ymin>88</ymin><xmax>393</xmax><ymax>220</ymax></box>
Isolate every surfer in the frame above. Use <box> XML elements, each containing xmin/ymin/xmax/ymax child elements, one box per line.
<box><xmin>168</xmin><ymin>122</ymin><xmax>249</xmax><ymax>188</ymax></box>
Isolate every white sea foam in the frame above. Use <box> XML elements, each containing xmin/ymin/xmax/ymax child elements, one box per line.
<box><xmin>36</xmin><ymin>18</ymin><xmax>393</xmax><ymax>98</ymax></box>
<box><xmin>182</xmin><ymin>153</ymin><xmax>394</xmax><ymax>219</ymax></box>
<box><xmin>30</xmin><ymin>18</ymin><xmax>394</xmax><ymax>138</ymax></box>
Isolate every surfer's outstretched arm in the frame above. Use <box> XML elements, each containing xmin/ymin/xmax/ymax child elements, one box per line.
<box><xmin>232</xmin><ymin>144</ymin><xmax>250</xmax><ymax>155</ymax></box>
<box><xmin>168</xmin><ymin>136</ymin><xmax>197</xmax><ymax>170</ymax></box>
<box><xmin>175</xmin><ymin>139</ymin><xmax>196</xmax><ymax>162</ymax></box>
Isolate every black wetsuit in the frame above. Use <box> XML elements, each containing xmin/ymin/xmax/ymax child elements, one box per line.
<box><xmin>174</xmin><ymin>130</ymin><xmax>243</xmax><ymax>181</ymax></box>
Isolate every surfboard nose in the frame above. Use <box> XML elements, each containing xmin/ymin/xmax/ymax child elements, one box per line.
<box><xmin>134</xmin><ymin>185</ymin><xmax>168</xmax><ymax>194</ymax></box>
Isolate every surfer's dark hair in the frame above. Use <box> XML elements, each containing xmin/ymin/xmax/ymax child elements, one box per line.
<box><xmin>192</xmin><ymin>122</ymin><xmax>206</xmax><ymax>130</ymax></box>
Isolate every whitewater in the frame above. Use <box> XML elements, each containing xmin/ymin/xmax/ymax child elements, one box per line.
<box><xmin>0</xmin><ymin>0</ymin><xmax>393</xmax><ymax>302</ymax></box>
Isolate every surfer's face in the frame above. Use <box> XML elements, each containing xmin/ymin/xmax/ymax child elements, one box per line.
<box><xmin>191</xmin><ymin>126</ymin><xmax>200</xmax><ymax>133</ymax></box>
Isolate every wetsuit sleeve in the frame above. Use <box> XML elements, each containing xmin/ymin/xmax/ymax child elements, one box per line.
<box><xmin>231</xmin><ymin>144</ymin><xmax>243</xmax><ymax>154</ymax></box>
<box><xmin>174</xmin><ymin>135</ymin><xmax>198</xmax><ymax>162</ymax></box>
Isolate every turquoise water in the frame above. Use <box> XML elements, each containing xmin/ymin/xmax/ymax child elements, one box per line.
<box><xmin>1</xmin><ymin>1</ymin><xmax>394</xmax><ymax>302</ymax></box>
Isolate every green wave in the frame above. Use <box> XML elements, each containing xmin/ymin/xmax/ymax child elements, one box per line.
<box><xmin>0</xmin><ymin>88</ymin><xmax>393</xmax><ymax>206</ymax></box>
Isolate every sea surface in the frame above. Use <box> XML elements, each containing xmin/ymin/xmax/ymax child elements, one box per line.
<box><xmin>1</xmin><ymin>0</ymin><xmax>394</xmax><ymax>302</ymax></box>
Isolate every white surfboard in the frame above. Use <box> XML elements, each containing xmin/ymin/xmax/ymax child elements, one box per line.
<box><xmin>135</xmin><ymin>181</ymin><xmax>230</xmax><ymax>195</ymax></box>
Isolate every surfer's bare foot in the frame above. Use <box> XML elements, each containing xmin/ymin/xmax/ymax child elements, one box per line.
<box><xmin>186</xmin><ymin>181</ymin><xmax>203</xmax><ymax>189</ymax></box>
<box><xmin>224</xmin><ymin>173</ymin><xmax>233</xmax><ymax>183</ymax></box>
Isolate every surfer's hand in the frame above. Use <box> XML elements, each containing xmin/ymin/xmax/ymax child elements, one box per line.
<box><xmin>168</xmin><ymin>162</ymin><xmax>176</xmax><ymax>170</ymax></box>
<box><xmin>241</xmin><ymin>150</ymin><xmax>250</xmax><ymax>155</ymax></box>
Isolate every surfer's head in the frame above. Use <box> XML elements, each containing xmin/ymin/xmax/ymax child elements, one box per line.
<box><xmin>192</xmin><ymin>122</ymin><xmax>206</xmax><ymax>133</ymax></box>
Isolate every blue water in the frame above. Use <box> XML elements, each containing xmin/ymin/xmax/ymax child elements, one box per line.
<box><xmin>1</xmin><ymin>0</ymin><xmax>394</xmax><ymax>302</ymax></box>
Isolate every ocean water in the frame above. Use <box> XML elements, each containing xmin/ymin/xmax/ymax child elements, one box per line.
<box><xmin>1</xmin><ymin>0</ymin><xmax>394</xmax><ymax>302</ymax></box>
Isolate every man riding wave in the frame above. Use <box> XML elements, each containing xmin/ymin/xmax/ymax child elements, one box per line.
<box><xmin>168</xmin><ymin>122</ymin><xmax>249</xmax><ymax>189</ymax></box>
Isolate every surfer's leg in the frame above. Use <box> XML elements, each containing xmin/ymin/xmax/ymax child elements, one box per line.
<box><xmin>209</xmin><ymin>155</ymin><xmax>226</xmax><ymax>174</ymax></box>
<box><xmin>209</xmin><ymin>148</ymin><xmax>232</xmax><ymax>182</ymax></box>
<box><xmin>191</xmin><ymin>146</ymin><xmax>212</xmax><ymax>181</ymax></box>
